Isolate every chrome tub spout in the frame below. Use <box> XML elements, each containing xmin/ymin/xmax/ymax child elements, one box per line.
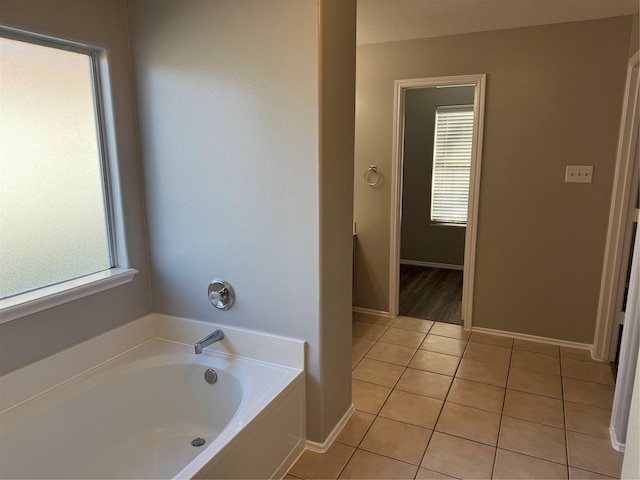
<box><xmin>194</xmin><ymin>329</ymin><xmax>224</xmax><ymax>354</ymax></box>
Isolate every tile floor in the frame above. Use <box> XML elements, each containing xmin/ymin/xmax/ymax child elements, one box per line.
<box><xmin>287</xmin><ymin>313</ymin><xmax>624</xmax><ymax>480</ymax></box>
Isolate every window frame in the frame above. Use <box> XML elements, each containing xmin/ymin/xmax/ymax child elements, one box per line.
<box><xmin>0</xmin><ymin>26</ymin><xmax>136</xmax><ymax>324</ymax></box>
<box><xmin>430</xmin><ymin>104</ymin><xmax>475</xmax><ymax>227</ymax></box>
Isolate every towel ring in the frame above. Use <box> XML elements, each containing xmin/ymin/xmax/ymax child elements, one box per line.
<box><xmin>364</xmin><ymin>165</ymin><xmax>383</xmax><ymax>187</ymax></box>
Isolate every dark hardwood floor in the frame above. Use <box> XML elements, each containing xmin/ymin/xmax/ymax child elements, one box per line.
<box><xmin>399</xmin><ymin>265</ymin><xmax>463</xmax><ymax>325</ymax></box>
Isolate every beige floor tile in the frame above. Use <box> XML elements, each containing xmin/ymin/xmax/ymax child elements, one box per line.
<box><xmin>339</xmin><ymin>449</ymin><xmax>418</xmax><ymax>479</ymax></box>
<box><xmin>508</xmin><ymin>367</ymin><xmax>562</xmax><ymax>399</ymax></box>
<box><xmin>392</xmin><ymin>316</ymin><xmax>434</xmax><ymax>333</ymax></box>
<box><xmin>289</xmin><ymin>442</ymin><xmax>355</xmax><ymax>479</ymax></box>
<box><xmin>567</xmin><ymin>431</ymin><xmax>624</xmax><ymax>478</ymax></box>
<box><xmin>352</xmin><ymin>311</ymin><xmax>361</xmax><ymax>321</ymax></box>
<box><xmin>366</xmin><ymin>341</ymin><xmax>416</xmax><ymax>366</ymax></box>
<box><xmin>503</xmin><ymin>389</ymin><xmax>564</xmax><ymax>428</ymax></box>
<box><xmin>421</xmin><ymin>432</ymin><xmax>496</xmax><ymax>479</ymax></box>
<box><xmin>352</xmin><ymin>379</ymin><xmax>391</xmax><ymax>414</ymax></box>
<box><xmin>493</xmin><ymin>449</ymin><xmax>568</xmax><ymax>479</ymax></box>
<box><xmin>563</xmin><ymin>378</ymin><xmax>615</xmax><ymax>409</ymax></box>
<box><xmin>351</xmin><ymin>355</ymin><xmax>362</xmax><ymax>369</ymax></box>
<box><xmin>415</xmin><ymin>468</ymin><xmax>457</xmax><ymax>479</ymax></box>
<box><xmin>435</xmin><ymin>402</ymin><xmax>501</xmax><ymax>445</ymax></box>
<box><xmin>352</xmin><ymin>358</ymin><xmax>404</xmax><ymax>388</ymax></box>
<box><xmin>455</xmin><ymin>358</ymin><xmax>509</xmax><ymax>387</ymax></box>
<box><xmin>336</xmin><ymin>411</ymin><xmax>376</xmax><ymax>447</ymax></box>
<box><xmin>569</xmin><ymin>467</ymin><xmax>617</xmax><ymax>479</ymax></box>
<box><xmin>352</xmin><ymin>336</ymin><xmax>376</xmax><ymax>356</ymax></box>
<box><xmin>463</xmin><ymin>342</ymin><xmax>511</xmax><ymax>366</ymax></box>
<box><xmin>565</xmin><ymin>401</ymin><xmax>611</xmax><ymax>439</ymax></box>
<box><xmin>561</xmin><ymin>347</ymin><xmax>598</xmax><ymax>363</ymax></box>
<box><xmin>514</xmin><ymin>339</ymin><xmax>560</xmax><ymax>356</ymax></box>
<box><xmin>408</xmin><ymin>350</ymin><xmax>460</xmax><ymax>376</ymax></box>
<box><xmin>360</xmin><ymin>417</ymin><xmax>432</xmax><ymax>465</ymax></box>
<box><xmin>498</xmin><ymin>416</ymin><xmax>566</xmax><ymax>464</ymax></box>
<box><xmin>469</xmin><ymin>331</ymin><xmax>513</xmax><ymax>348</ymax></box>
<box><xmin>511</xmin><ymin>349</ymin><xmax>561</xmax><ymax>375</ymax></box>
<box><xmin>420</xmin><ymin>334</ymin><xmax>467</xmax><ymax>356</ymax></box>
<box><xmin>561</xmin><ymin>357</ymin><xmax>615</xmax><ymax>386</ymax></box>
<box><xmin>396</xmin><ymin>368</ymin><xmax>453</xmax><ymax>400</ymax></box>
<box><xmin>380</xmin><ymin>327</ymin><xmax>426</xmax><ymax>348</ymax></box>
<box><xmin>357</xmin><ymin>313</ymin><xmax>394</xmax><ymax>326</ymax></box>
<box><xmin>429</xmin><ymin>322</ymin><xmax>470</xmax><ymax>340</ymax></box>
<box><xmin>352</xmin><ymin>321</ymin><xmax>387</xmax><ymax>341</ymax></box>
<box><xmin>379</xmin><ymin>390</ymin><xmax>443</xmax><ymax>429</ymax></box>
<box><xmin>446</xmin><ymin>378</ymin><xmax>505</xmax><ymax>413</ymax></box>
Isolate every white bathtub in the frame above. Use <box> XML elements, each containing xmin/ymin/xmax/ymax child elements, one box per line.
<box><xmin>0</xmin><ymin>315</ymin><xmax>306</xmax><ymax>479</ymax></box>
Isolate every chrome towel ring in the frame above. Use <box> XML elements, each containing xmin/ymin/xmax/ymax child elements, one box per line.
<box><xmin>364</xmin><ymin>165</ymin><xmax>383</xmax><ymax>187</ymax></box>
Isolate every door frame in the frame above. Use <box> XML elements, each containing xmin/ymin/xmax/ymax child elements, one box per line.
<box><xmin>594</xmin><ymin>51</ymin><xmax>640</xmax><ymax>361</ymax></box>
<box><xmin>389</xmin><ymin>74</ymin><xmax>486</xmax><ymax>329</ymax></box>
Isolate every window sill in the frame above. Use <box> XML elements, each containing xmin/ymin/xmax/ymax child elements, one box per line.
<box><xmin>0</xmin><ymin>268</ymin><xmax>138</xmax><ymax>325</ymax></box>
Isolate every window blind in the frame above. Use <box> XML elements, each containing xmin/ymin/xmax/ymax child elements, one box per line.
<box><xmin>431</xmin><ymin>105</ymin><xmax>474</xmax><ymax>225</ymax></box>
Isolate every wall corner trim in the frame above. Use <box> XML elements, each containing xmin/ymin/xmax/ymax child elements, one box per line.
<box><xmin>305</xmin><ymin>405</ymin><xmax>355</xmax><ymax>453</ymax></box>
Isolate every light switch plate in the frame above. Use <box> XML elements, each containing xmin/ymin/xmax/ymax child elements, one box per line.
<box><xmin>565</xmin><ymin>165</ymin><xmax>593</xmax><ymax>183</ymax></box>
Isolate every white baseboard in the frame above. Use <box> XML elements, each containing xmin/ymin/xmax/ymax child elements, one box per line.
<box><xmin>471</xmin><ymin>326</ymin><xmax>593</xmax><ymax>353</ymax></box>
<box><xmin>400</xmin><ymin>259</ymin><xmax>464</xmax><ymax>271</ymax></box>
<box><xmin>305</xmin><ymin>405</ymin><xmax>355</xmax><ymax>453</ymax></box>
<box><xmin>352</xmin><ymin>307</ymin><xmax>391</xmax><ymax>318</ymax></box>
<box><xmin>610</xmin><ymin>426</ymin><xmax>626</xmax><ymax>452</ymax></box>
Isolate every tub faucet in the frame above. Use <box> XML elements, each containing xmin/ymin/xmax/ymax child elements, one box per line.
<box><xmin>194</xmin><ymin>329</ymin><xmax>224</xmax><ymax>354</ymax></box>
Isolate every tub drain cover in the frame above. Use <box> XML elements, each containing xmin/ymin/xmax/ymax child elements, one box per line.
<box><xmin>191</xmin><ymin>437</ymin><xmax>206</xmax><ymax>447</ymax></box>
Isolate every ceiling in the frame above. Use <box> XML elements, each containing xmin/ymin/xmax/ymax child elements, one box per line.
<box><xmin>357</xmin><ymin>0</ymin><xmax>639</xmax><ymax>45</ymax></box>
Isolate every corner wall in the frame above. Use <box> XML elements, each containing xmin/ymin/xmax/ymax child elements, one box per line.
<box><xmin>0</xmin><ymin>0</ymin><xmax>152</xmax><ymax>375</ymax></box>
<box><xmin>354</xmin><ymin>16</ymin><xmax>633</xmax><ymax>343</ymax></box>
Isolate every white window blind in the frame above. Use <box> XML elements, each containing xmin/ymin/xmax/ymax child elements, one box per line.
<box><xmin>431</xmin><ymin>105</ymin><xmax>474</xmax><ymax>225</ymax></box>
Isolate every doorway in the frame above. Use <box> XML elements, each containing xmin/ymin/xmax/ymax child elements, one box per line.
<box><xmin>389</xmin><ymin>75</ymin><xmax>486</xmax><ymax>330</ymax></box>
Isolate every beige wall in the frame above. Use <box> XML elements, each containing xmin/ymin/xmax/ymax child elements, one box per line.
<box><xmin>631</xmin><ymin>14</ymin><xmax>639</xmax><ymax>58</ymax></box>
<box><xmin>354</xmin><ymin>16</ymin><xmax>632</xmax><ymax>343</ymax></box>
<box><xmin>0</xmin><ymin>0</ymin><xmax>152</xmax><ymax>375</ymax></box>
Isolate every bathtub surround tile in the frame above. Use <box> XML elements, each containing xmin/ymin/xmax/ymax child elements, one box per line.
<box><xmin>359</xmin><ymin>417</ymin><xmax>432</xmax><ymax>465</ymax></box>
<box><xmin>336</xmin><ymin>411</ymin><xmax>376</xmax><ymax>447</ymax></box>
<box><xmin>379</xmin><ymin>327</ymin><xmax>426</xmax><ymax>348</ymax></box>
<box><xmin>563</xmin><ymin>378</ymin><xmax>615</xmax><ymax>409</ymax></box>
<box><xmin>507</xmin><ymin>367</ymin><xmax>563</xmax><ymax>398</ymax></box>
<box><xmin>415</xmin><ymin>468</ymin><xmax>457</xmax><ymax>479</ymax></box>
<box><xmin>469</xmin><ymin>332</ymin><xmax>513</xmax><ymax>348</ymax></box>
<box><xmin>352</xmin><ymin>337</ymin><xmax>376</xmax><ymax>356</ymax></box>
<box><xmin>429</xmin><ymin>322</ymin><xmax>470</xmax><ymax>340</ymax></box>
<box><xmin>339</xmin><ymin>449</ymin><xmax>418</xmax><ymax>479</ymax></box>
<box><xmin>396</xmin><ymin>368</ymin><xmax>453</xmax><ymax>400</ymax></box>
<box><xmin>391</xmin><ymin>317</ymin><xmax>434</xmax><ymax>333</ymax></box>
<box><xmin>357</xmin><ymin>313</ymin><xmax>394</xmax><ymax>326</ymax></box>
<box><xmin>446</xmin><ymin>378</ymin><xmax>505</xmax><ymax>413</ymax></box>
<box><xmin>513</xmin><ymin>339</ymin><xmax>560</xmax><ymax>356</ymax></box>
<box><xmin>288</xmin><ymin>442</ymin><xmax>355</xmax><ymax>480</ymax></box>
<box><xmin>498</xmin><ymin>416</ymin><xmax>566</xmax><ymax>464</ymax></box>
<box><xmin>455</xmin><ymin>358</ymin><xmax>509</xmax><ymax>387</ymax></box>
<box><xmin>420</xmin><ymin>334</ymin><xmax>467</xmax><ymax>356</ymax></box>
<box><xmin>564</xmin><ymin>402</ymin><xmax>611</xmax><ymax>438</ymax></box>
<box><xmin>569</xmin><ymin>467</ymin><xmax>617</xmax><ymax>479</ymax></box>
<box><xmin>435</xmin><ymin>402</ymin><xmax>501</xmax><ymax>445</ymax></box>
<box><xmin>510</xmin><ymin>349</ymin><xmax>561</xmax><ymax>375</ymax></box>
<box><xmin>365</xmin><ymin>342</ymin><xmax>416</xmax><ymax>366</ymax></box>
<box><xmin>566</xmin><ymin>431</ymin><xmax>624</xmax><ymax>478</ymax></box>
<box><xmin>379</xmin><ymin>390</ymin><xmax>443</xmax><ymax>429</ymax></box>
<box><xmin>493</xmin><ymin>449</ymin><xmax>569</xmax><ymax>479</ymax></box>
<box><xmin>351</xmin><ymin>380</ymin><xmax>391</xmax><ymax>414</ymax></box>
<box><xmin>352</xmin><ymin>321</ymin><xmax>387</xmax><ymax>341</ymax></box>
<box><xmin>421</xmin><ymin>432</ymin><xmax>496</xmax><ymax>479</ymax></box>
<box><xmin>463</xmin><ymin>342</ymin><xmax>512</xmax><ymax>366</ymax></box>
<box><xmin>561</xmin><ymin>357</ymin><xmax>615</xmax><ymax>386</ymax></box>
<box><xmin>502</xmin><ymin>389</ymin><xmax>564</xmax><ymax>428</ymax></box>
<box><xmin>408</xmin><ymin>350</ymin><xmax>460</xmax><ymax>376</ymax></box>
<box><xmin>352</xmin><ymin>358</ymin><xmax>404</xmax><ymax>388</ymax></box>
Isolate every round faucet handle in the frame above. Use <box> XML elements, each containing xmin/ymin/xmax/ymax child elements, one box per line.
<box><xmin>208</xmin><ymin>279</ymin><xmax>235</xmax><ymax>310</ymax></box>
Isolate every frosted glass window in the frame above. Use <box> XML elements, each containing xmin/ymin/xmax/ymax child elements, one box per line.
<box><xmin>0</xmin><ymin>36</ymin><xmax>112</xmax><ymax>299</ymax></box>
<box><xmin>431</xmin><ymin>105</ymin><xmax>474</xmax><ymax>225</ymax></box>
